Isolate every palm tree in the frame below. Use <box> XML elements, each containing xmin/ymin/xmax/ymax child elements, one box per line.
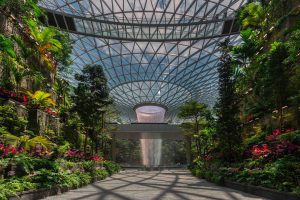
<box><xmin>27</xmin><ymin>19</ymin><xmax>62</xmax><ymax>71</ymax></box>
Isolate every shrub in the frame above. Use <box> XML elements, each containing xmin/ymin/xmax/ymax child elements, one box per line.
<box><xmin>0</xmin><ymin>177</ymin><xmax>37</xmax><ymax>199</ymax></box>
<box><xmin>0</xmin><ymin>105</ymin><xmax>27</xmax><ymax>136</ymax></box>
<box><xmin>93</xmin><ymin>169</ymin><xmax>109</xmax><ymax>180</ymax></box>
<box><xmin>82</xmin><ymin>161</ymin><xmax>96</xmax><ymax>173</ymax></box>
<box><xmin>103</xmin><ymin>161</ymin><xmax>121</xmax><ymax>175</ymax></box>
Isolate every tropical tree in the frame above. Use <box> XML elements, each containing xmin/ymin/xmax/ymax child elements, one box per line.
<box><xmin>73</xmin><ymin>64</ymin><xmax>111</xmax><ymax>154</ymax></box>
<box><xmin>53</xmin><ymin>78</ymin><xmax>71</xmax><ymax>107</ymax></box>
<box><xmin>27</xmin><ymin>19</ymin><xmax>62</xmax><ymax>71</ymax></box>
<box><xmin>178</xmin><ymin>100</ymin><xmax>209</xmax><ymax>163</ymax></box>
<box><xmin>178</xmin><ymin>100</ymin><xmax>208</xmax><ymax>134</ymax></box>
<box><xmin>215</xmin><ymin>39</ymin><xmax>242</xmax><ymax>162</ymax></box>
<box><xmin>27</xmin><ymin>19</ymin><xmax>62</xmax><ymax>54</ymax></box>
<box><xmin>239</xmin><ymin>2</ymin><xmax>266</xmax><ymax>30</ymax></box>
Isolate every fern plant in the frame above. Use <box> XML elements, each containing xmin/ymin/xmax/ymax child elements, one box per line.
<box><xmin>2</xmin><ymin>133</ymin><xmax>54</xmax><ymax>151</ymax></box>
<box><xmin>27</xmin><ymin>90</ymin><xmax>55</xmax><ymax>108</ymax></box>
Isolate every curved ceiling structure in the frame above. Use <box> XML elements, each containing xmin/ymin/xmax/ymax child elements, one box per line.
<box><xmin>40</xmin><ymin>0</ymin><xmax>247</xmax><ymax>123</ymax></box>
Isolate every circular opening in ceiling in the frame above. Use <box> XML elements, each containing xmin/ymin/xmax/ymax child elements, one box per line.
<box><xmin>135</xmin><ymin>105</ymin><xmax>166</xmax><ymax>123</ymax></box>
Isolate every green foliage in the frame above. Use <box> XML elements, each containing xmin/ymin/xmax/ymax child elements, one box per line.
<box><xmin>32</xmin><ymin>158</ymin><xmax>59</xmax><ymax>172</ymax></box>
<box><xmin>30</xmin><ymin>169</ymin><xmax>93</xmax><ymax>189</ymax></box>
<box><xmin>1</xmin><ymin>134</ymin><xmax>54</xmax><ymax>151</ymax></box>
<box><xmin>178</xmin><ymin>100</ymin><xmax>215</xmax><ymax>158</ymax></box>
<box><xmin>0</xmin><ymin>158</ymin><xmax>9</xmax><ymax>170</ymax></box>
<box><xmin>23</xmin><ymin>135</ymin><xmax>54</xmax><ymax>151</ymax></box>
<box><xmin>243</xmin><ymin>131</ymin><xmax>267</xmax><ymax>147</ymax></box>
<box><xmin>27</xmin><ymin>90</ymin><xmax>55</xmax><ymax>108</ymax></box>
<box><xmin>278</xmin><ymin>130</ymin><xmax>300</xmax><ymax>144</ymax></box>
<box><xmin>0</xmin><ymin>35</ymin><xmax>16</xmax><ymax>58</ymax></box>
<box><xmin>0</xmin><ymin>105</ymin><xmax>27</xmax><ymax>136</ymax></box>
<box><xmin>27</xmin><ymin>19</ymin><xmax>62</xmax><ymax>53</ymax></box>
<box><xmin>215</xmin><ymin>39</ymin><xmax>242</xmax><ymax>162</ymax></box>
<box><xmin>57</xmin><ymin>142</ymin><xmax>71</xmax><ymax>156</ymax></box>
<box><xmin>93</xmin><ymin>169</ymin><xmax>109</xmax><ymax>180</ymax></box>
<box><xmin>73</xmin><ymin>64</ymin><xmax>111</xmax><ymax>152</ymax></box>
<box><xmin>13</xmin><ymin>154</ymin><xmax>35</xmax><ymax>175</ymax></box>
<box><xmin>51</xmin><ymin>32</ymin><xmax>73</xmax><ymax>70</ymax></box>
<box><xmin>82</xmin><ymin>161</ymin><xmax>96</xmax><ymax>173</ymax></box>
<box><xmin>232</xmin><ymin>28</ymin><xmax>260</xmax><ymax>64</ymax></box>
<box><xmin>53</xmin><ymin>78</ymin><xmax>71</xmax><ymax>107</ymax></box>
<box><xmin>61</xmin><ymin>114</ymin><xmax>83</xmax><ymax>148</ymax></box>
<box><xmin>239</xmin><ymin>2</ymin><xmax>266</xmax><ymax>29</ymax></box>
<box><xmin>103</xmin><ymin>161</ymin><xmax>121</xmax><ymax>175</ymax></box>
<box><xmin>178</xmin><ymin>100</ymin><xmax>208</xmax><ymax>122</ymax></box>
<box><xmin>190</xmin><ymin>155</ymin><xmax>300</xmax><ymax>194</ymax></box>
<box><xmin>73</xmin><ymin>64</ymin><xmax>110</xmax><ymax>126</ymax></box>
<box><xmin>0</xmin><ymin>0</ymin><xmax>43</xmax><ymax>18</ymax></box>
<box><xmin>0</xmin><ymin>177</ymin><xmax>37</xmax><ymax>200</ymax></box>
<box><xmin>284</xmin><ymin>29</ymin><xmax>300</xmax><ymax>65</ymax></box>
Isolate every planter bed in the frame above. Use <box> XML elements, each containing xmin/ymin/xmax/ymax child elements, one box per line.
<box><xmin>9</xmin><ymin>175</ymin><xmax>111</xmax><ymax>200</ymax></box>
<box><xmin>212</xmin><ymin>179</ymin><xmax>300</xmax><ymax>200</ymax></box>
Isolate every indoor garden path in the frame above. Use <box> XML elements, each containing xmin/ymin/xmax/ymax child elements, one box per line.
<box><xmin>43</xmin><ymin>170</ymin><xmax>266</xmax><ymax>200</ymax></box>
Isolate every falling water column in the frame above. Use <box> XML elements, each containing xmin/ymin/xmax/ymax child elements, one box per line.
<box><xmin>135</xmin><ymin>105</ymin><xmax>166</xmax><ymax>167</ymax></box>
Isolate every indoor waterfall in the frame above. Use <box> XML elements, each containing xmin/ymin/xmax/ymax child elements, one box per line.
<box><xmin>135</xmin><ymin>105</ymin><xmax>165</xmax><ymax>167</ymax></box>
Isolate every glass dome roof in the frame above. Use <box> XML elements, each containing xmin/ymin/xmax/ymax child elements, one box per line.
<box><xmin>40</xmin><ymin>0</ymin><xmax>247</xmax><ymax>122</ymax></box>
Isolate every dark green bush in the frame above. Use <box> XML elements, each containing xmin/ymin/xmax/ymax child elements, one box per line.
<box><xmin>0</xmin><ymin>105</ymin><xmax>27</xmax><ymax>136</ymax></box>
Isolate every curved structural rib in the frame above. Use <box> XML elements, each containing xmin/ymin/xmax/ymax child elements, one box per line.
<box><xmin>40</xmin><ymin>0</ymin><xmax>247</xmax><ymax>123</ymax></box>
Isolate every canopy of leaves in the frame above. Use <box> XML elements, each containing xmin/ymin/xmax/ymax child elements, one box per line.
<box><xmin>215</xmin><ymin>39</ymin><xmax>242</xmax><ymax>161</ymax></box>
<box><xmin>239</xmin><ymin>2</ymin><xmax>265</xmax><ymax>29</ymax></box>
<box><xmin>178</xmin><ymin>100</ymin><xmax>208</xmax><ymax>121</ymax></box>
<box><xmin>0</xmin><ymin>0</ymin><xmax>43</xmax><ymax>18</ymax></box>
<box><xmin>73</xmin><ymin>64</ymin><xmax>111</xmax><ymax>127</ymax></box>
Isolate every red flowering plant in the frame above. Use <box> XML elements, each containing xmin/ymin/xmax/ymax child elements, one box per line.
<box><xmin>266</xmin><ymin>128</ymin><xmax>295</xmax><ymax>142</ymax></box>
<box><xmin>64</xmin><ymin>149</ymin><xmax>85</xmax><ymax>161</ymax></box>
<box><xmin>250</xmin><ymin>144</ymin><xmax>271</xmax><ymax>159</ymax></box>
<box><xmin>266</xmin><ymin>128</ymin><xmax>282</xmax><ymax>141</ymax></box>
<box><xmin>202</xmin><ymin>154</ymin><xmax>213</xmax><ymax>161</ymax></box>
<box><xmin>44</xmin><ymin>108</ymin><xmax>57</xmax><ymax>117</ymax></box>
<box><xmin>249</xmin><ymin>128</ymin><xmax>299</xmax><ymax>159</ymax></box>
<box><xmin>0</xmin><ymin>144</ymin><xmax>21</xmax><ymax>158</ymax></box>
<box><xmin>0</xmin><ymin>87</ymin><xmax>28</xmax><ymax>104</ymax></box>
<box><xmin>274</xmin><ymin>141</ymin><xmax>299</xmax><ymax>155</ymax></box>
<box><xmin>90</xmin><ymin>155</ymin><xmax>104</xmax><ymax>162</ymax></box>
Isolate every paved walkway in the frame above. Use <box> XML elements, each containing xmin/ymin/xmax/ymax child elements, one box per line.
<box><xmin>43</xmin><ymin>170</ymin><xmax>267</xmax><ymax>200</ymax></box>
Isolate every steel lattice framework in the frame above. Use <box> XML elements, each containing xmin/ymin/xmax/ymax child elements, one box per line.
<box><xmin>40</xmin><ymin>0</ymin><xmax>247</xmax><ymax>123</ymax></box>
